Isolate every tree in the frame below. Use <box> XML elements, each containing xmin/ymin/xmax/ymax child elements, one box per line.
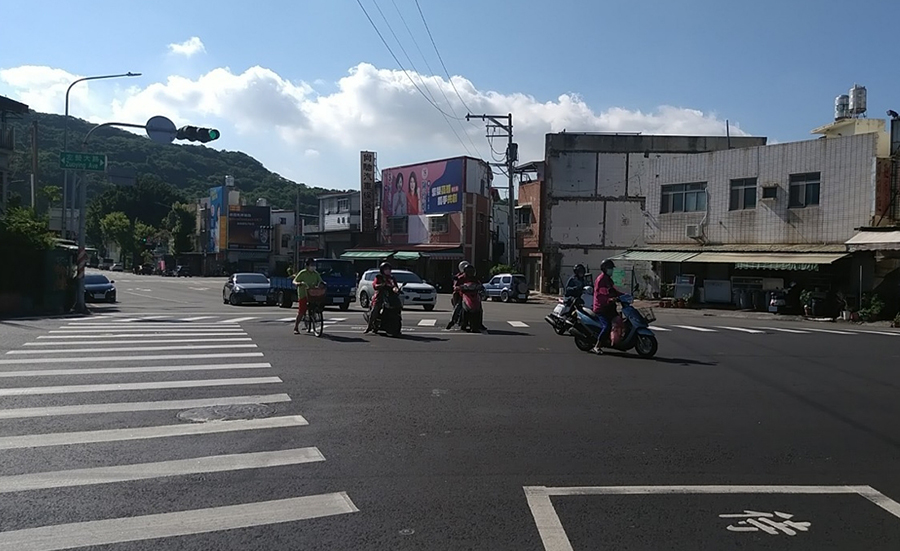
<box><xmin>100</xmin><ymin>212</ymin><xmax>132</xmax><ymax>262</ymax></box>
<box><xmin>86</xmin><ymin>176</ymin><xmax>186</xmax><ymax>247</ymax></box>
<box><xmin>39</xmin><ymin>185</ymin><xmax>62</xmax><ymax>209</ymax></box>
<box><xmin>165</xmin><ymin>202</ymin><xmax>196</xmax><ymax>255</ymax></box>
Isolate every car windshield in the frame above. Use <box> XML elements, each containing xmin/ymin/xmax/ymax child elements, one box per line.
<box><xmin>84</xmin><ymin>275</ymin><xmax>109</xmax><ymax>284</ymax></box>
<box><xmin>314</xmin><ymin>260</ymin><xmax>353</xmax><ymax>279</ymax></box>
<box><xmin>235</xmin><ymin>274</ymin><xmax>269</xmax><ymax>284</ymax></box>
<box><xmin>393</xmin><ymin>272</ymin><xmax>423</xmax><ymax>284</ymax></box>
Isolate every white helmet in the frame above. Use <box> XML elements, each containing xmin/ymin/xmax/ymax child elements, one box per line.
<box><xmin>458</xmin><ymin>261</ymin><xmax>470</xmax><ymax>272</ymax></box>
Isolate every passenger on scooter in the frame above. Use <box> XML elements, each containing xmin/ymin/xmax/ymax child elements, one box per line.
<box><xmin>455</xmin><ymin>264</ymin><xmax>487</xmax><ymax>332</ymax></box>
<box><xmin>564</xmin><ymin>264</ymin><xmax>589</xmax><ymax>299</ymax></box>
<box><xmin>446</xmin><ymin>261</ymin><xmax>470</xmax><ymax>330</ymax></box>
<box><xmin>365</xmin><ymin>262</ymin><xmax>399</xmax><ymax>334</ymax></box>
<box><xmin>591</xmin><ymin>259</ymin><xmax>623</xmax><ymax>354</ymax></box>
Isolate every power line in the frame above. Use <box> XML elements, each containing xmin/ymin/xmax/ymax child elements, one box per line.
<box><xmin>414</xmin><ymin>0</ymin><xmax>474</xmax><ymax>114</ymax></box>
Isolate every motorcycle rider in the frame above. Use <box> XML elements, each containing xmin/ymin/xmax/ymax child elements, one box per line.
<box><xmin>445</xmin><ymin>260</ymin><xmax>470</xmax><ymax>330</ymax></box>
<box><xmin>455</xmin><ymin>263</ymin><xmax>486</xmax><ymax>332</ymax></box>
<box><xmin>564</xmin><ymin>264</ymin><xmax>589</xmax><ymax>299</ymax></box>
<box><xmin>591</xmin><ymin>259</ymin><xmax>623</xmax><ymax>354</ymax></box>
<box><xmin>365</xmin><ymin>261</ymin><xmax>400</xmax><ymax>334</ymax></box>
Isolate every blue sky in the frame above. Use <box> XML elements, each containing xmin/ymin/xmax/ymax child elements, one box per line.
<box><xmin>1</xmin><ymin>0</ymin><xmax>898</xmax><ymax>190</ymax></box>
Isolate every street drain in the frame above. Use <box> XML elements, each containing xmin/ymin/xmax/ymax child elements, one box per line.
<box><xmin>176</xmin><ymin>404</ymin><xmax>276</xmax><ymax>422</ymax></box>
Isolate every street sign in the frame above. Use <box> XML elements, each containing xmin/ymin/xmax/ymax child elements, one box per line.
<box><xmin>145</xmin><ymin>115</ymin><xmax>177</xmax><ymax>144</ymax></box>
<box><xmin>59</xmin><ymin>151</ymin><xmax>107</xmax><ymax>171</ymax></box>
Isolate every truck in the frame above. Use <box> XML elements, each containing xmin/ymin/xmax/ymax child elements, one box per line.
<box><xmin>270</xmin><ymin>258</ymin><xmax>358</xmax><ymax>311</ymax></box>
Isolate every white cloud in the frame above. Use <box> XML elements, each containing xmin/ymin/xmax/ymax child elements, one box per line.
<box><xmin>0</xmin><ymin>62</ymin><xmax>748</xmax><ymax>189</ymax></box>
<box><xmin>168</xmin><ymin>37</ymin><xmax>206</xmax><ymax>57</ymax></box>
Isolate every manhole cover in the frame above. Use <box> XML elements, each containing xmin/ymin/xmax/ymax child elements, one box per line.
<box><xmin>177</xmin><ymin>404</ymin><xmax>275</xmax><ymax>422</ymax></box>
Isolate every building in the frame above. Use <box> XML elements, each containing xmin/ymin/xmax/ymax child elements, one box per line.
<box><xmin>515</xmin><ymin>161</ymin><xmax>547</xmax><ymax>289</ymax></box>
<box><xmin>315</xmin><ymin>191</ymin><xmax>361</xmax><ymax>259</ymax></box>
<box><xmin>0</xmin><ymin>95</ymin><xmax>28</xmax><ymax>215</ymax></box>
<box><xmin>492</xmin><ymin>201</ymin><xmax>509</xmax><ymax>265</ymax></box>
<box><xmin>540</xmin><ymin>132</ymin><xmax>768</xmax><ymax>291</ymax></box>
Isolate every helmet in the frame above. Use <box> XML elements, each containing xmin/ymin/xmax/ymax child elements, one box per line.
<box><xmin>379</xmin><ymin>261</ymin><xmax>392</xmax><ymax>273</ymax></box>
<box><xmin>574</xmin><ymin>263</ymin><xmax>586</xmax><ymax>276</ymax></box>
<box><xmin>600</xmin><ymin>259</ymin><xmax>616</xmax><ymax>273</ymax></box>
<box><xmin>464</xmin><ymin>264</ymin><xmax>476</xmax><ymax>276</ymax></box>
<box><xmin>458</xmin><ymin>261</ymin><xmax>470</xmax><ymax>272</ymax></box>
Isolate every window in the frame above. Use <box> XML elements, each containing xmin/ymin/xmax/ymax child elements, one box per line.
<box><xmin>501</xmin><ymin>276</ymin><xmax>511</xmax><ymax>284</ymax></box>
<box><xmin>490</xmin><ymin>277</ymin><xmax>500</xmax><ymax>285</ymax></box>
<box><xmin>279</xmin><ymin>217</ymin><xmax>287</xmax><ymax>225</ymax></box>
<box><xmin>789</xmin><ymin>173</ymin><xmax>820</xmax><ymax>208</ymax></box>
<box><xmin>337</xmin><ymin>198</ymin><xmax>350</xmax><ymax>212</ymax></box>
<box><xmin>516</xmin><ymin>206</ymin><xmax>533</xmax><ymax>226</ymax></box>
<box><xmin>429</xmin><ymin>215</ymin><xmax>449</xmax><ymax>233</ymax></box>
<box><xmin>660</xmin><ymin>182</ymin><xmax>707</xmax><ymax>213</ymax></box>
<box><xmin>389</xmin><ymin>216</ymin><xmax>408</xmax><ymax>234</ymax></box>
<box><xmin>281</xmin><ymin>235</ymin><xmax>290</xmax><ymax>249</ymax></box>
<box><xmin>364</xmin><ymin>271</ymin><xmax>377</xmax><ymax>281</ymax></box>
<box><xmin>762</xmin><ymin>186</ymin><xmax>778</xmax><ymax>199</ymax></box>
<box><xmin>477</xmin><ymin>213</ymin><xmax>486</xmax><ymax>235</ymax></box>
<box><xmin>729</xmin><ymin>178</ymin><xmax>757</xmax><ymax>211</ymax></box>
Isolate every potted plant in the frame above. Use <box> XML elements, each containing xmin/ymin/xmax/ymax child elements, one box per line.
<box><xmin>799</xmin><ymin>290</ymin><xmax>814</xmax><ymax>317</ymax></box>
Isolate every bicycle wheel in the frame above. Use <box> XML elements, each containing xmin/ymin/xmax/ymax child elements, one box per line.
<box><xmin>304</xmin><ymin>309</ymin><xmax>313</xmax><ymax>333</ymax></box>
<box><xmin>313</xmin><ymin>307</ymin><xmax>325</xmax><ymax>337</ymax></box>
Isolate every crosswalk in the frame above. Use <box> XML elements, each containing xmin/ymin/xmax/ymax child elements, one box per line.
<box><xmin>0</xmin><ymin>318</ymin><xmax>357</xmax><ymax>548</ymax></box>
<box><xmin>650</xmin><ymin>324</ymin><xmax>900</xmax><ymax>337</ymax></box>
<box><xmin>75</xmin><ymin>313</ymin><xmax>534</xmax><ymax>329</ymax></box>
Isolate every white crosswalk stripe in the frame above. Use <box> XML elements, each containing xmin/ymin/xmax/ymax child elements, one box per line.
<box><xmin>37</xmin><ymin>332</ymin><xmax>248</xmax><ymax>339</ymax></box>
<box><xmin>25</xmin><ymin>337</ymin><xmax>253</xmax><ymax>346</ymax></box>
<box><xmin>650</xmin><ymin>326</ymin><xmax>672</xmax><ymax>332</ymax></box>
<box><xmin>671</xmin><ymin>325</ymin><xmax>717</xmax><ymax>332</ymax></box>
<box><xmin>7</xmin><ymin>343</ymin><xmax>258</xmax><ymax>355</ymax></box>
<box><xmin>508</xmin><ymin>321</ymin><xmax>529</xmax><ymax>327</ymax></box>
<box><xmin>716</xmin><ymin>326</ymin><xmax>766</xmax><ymax>334</ymax></box>
<box><xmin>179</xmin><ymin>316</ymin><xmax>214</xmax><ymax>321</ymax></box>
<box><xmin>804</xmin><ymin>328</ymin><xmax>857</xmax><ymax>335</ymax></box>
<box><xmin>219</xmin><ymin>317</ymin><xmax>258</xmax><ymax>324</ymax></box>
<box><xmin>0</xmin><ymin>377</ymin><xmax>283</xmax><ymax>397</ymax></box>
<box><xmin>0</xmin><ymin>363</ymin><xmax>273</xmax><ymax>378</ymax></box>
<box><xmin>418</xmin><ymin>319</ymin><xmax>437</xmax><ymax>327</ymax></box>
<box><xmin>760</xmin><ymin>327</ymin><xmax>811</xmax><ymax>334</ymax></box>
<box><xmin>0</xmin><ymin>352</ymin><xmax>265</xmax><ymax>365</ymax></box>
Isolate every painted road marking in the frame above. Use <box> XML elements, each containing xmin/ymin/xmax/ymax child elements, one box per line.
<box><xmin>804</xmin><ymin>328</ymin><xmax>856</xmax><ymax>335</ymax></box>
<box><xmin>59</xmin><ymin>323</ymin><xmax>241</xmax><ymax>328</ymax></box>
<box><xmin>418</xmin><ymin>319</ymin><xmax>437</xmax><ymax>327</ymax></box>
<box><xmin>0</xmin><ymin>492</ymin><xmax>358</xmax><ymax>551</ymax></box>
<box><xmin>850</xmin><ymin>330</ymin><xmax>900</xmax><ymax>336</ymax></box>
<box><xmin>50</xmin><ymin>328</ymin><xmax>244</xmax><ymax>334</ymax></box>
<box><xmin>180</xmin><ymin>316</ymin><xmax>214</xmax><ymax>321</ymax></box>
<box><xmin>523</xmin><ymin>485</ymin><xmax>900</xmax><ymax>551</ymax></box>
<box><xmin>650</xmin><ymin>326</ymin><xmax>671</xmax><ymax>332</ymax></box>
<box><xmin>38</xmin><ymin>332</ymin><xmax>248</xmax><ymax>339</ymax></box>
<box><xmin>0</xmin><ymin>448</ymin><xmax>324</xmax><ymax>494</ymax></box>
<box><xmin>716</xmin><ymin>326</ymin><xmax>766</xmax><ymax>334</ymax></box>
<box><xmin>0</xmin><ymin>394</ymin><xmax>292</xmax><ymax>420</ymax></box>
<box><xmin>0</xmin><ymin>363</ymin><xmax>273</xmax><ymax>378</ymax></box>
<box><xmin>7</xmin><ymin>343</ymin><xmax>258</xmax><ymax>355</ymax></box>
<box><xmin>219</xmin><ymin>317</ymin><xmax>258</xmax><ymax>324</ymax></box>
<box><xmin>329</xmin><ymin>318</ymin><xmax>348</xmax><ymax>322</ymax></box>
<box><xmin>135</xmin><ymin>316</ymin><xmax>168</xmax><ymax>320</ymax></box>
<box><xmin>0</xmin><ymin>377</ymin><xmax>282</xmax><ymax>397</ymax></box>
<box><xmin>672</xmin><ymin>325</ymin><xmax>717</xmax><ymax>332</ymax></box>
<box><xmin>0</xmin><ymin>352</ymin><xmax>264</xmax><ymax>365</ymax></box>
<box><xmin>508</xmin><ymin>321</ymin><xmax>529</xmax><ymax>327</ymax></box>
<box><xmin>759</xmin><ymin>327</ymin><xmax>811</xmax><ymax>334</ymax></box>
<box><xmin>0</xmin><ymin>415</ymin><xmax>305</xmax><ymax>450</ymax></box>
<box><xmin>25</xmin><ymin>338</ymin><xmax>253</xmax><ymax>346</ymax></box>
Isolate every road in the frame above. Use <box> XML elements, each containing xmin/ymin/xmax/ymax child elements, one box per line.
<box><xmin>0</xmin><ymin>271</ymin><xmax>899</xmax><ymax>550</ymax></box>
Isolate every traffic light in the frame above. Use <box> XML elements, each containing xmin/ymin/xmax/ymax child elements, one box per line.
<box><xmin>175</xmin><ymin>126</ymin><xmax>221</xmax><ymax>143</ymax></box>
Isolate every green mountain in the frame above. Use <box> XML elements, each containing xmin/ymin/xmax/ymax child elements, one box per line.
<box><xmin>4</xmin><ymin>111</ymin><xmax>333</xmax><ymax>213</ymax></box>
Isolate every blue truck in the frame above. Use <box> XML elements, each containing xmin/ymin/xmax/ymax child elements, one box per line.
<box><xmin>270</xmin><ymin>258</ymin><xmax>357</xmax><ymax>311</ymax></box>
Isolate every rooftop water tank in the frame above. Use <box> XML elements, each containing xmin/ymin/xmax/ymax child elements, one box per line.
<box><xmin>834</xmin><ymin>94</ymin><xmax>850</xmax><ymax>120</ymax></box>
<box><xmin>849</xmin><ymin>84</ymin><xmax>867</xmax><ymax>116</ymax></box>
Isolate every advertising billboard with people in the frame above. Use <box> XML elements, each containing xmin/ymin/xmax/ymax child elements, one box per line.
<box><xmin>208</xmin><ymin>185</ymin><xmax>227</xmax><ymax>253</ymax></box>
<box><xmin>227</xmin><ymin>205</ymin><xmax>271</xmax><ymax>251</ymax></box>
<box><xmin>381</xmin><ymin>157</ymin><xmax>466</xmax><ymax>244</ymax></box>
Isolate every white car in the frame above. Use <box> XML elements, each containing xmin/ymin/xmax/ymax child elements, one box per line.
<box><xmin>357</xmin><ymin>269</ymin><xmax>437</xmax><ymax>311</ymax></box>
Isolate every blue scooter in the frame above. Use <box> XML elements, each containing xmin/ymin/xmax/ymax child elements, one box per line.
<box><xmin>568</xmin><ymin>294</ymin><xmax>658</xmax><ymax>358</ymax></box>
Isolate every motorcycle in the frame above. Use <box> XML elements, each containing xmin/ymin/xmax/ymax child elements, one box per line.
<box><xmin>545</xmin><ymin>285</ymin><xmax>592</xmax><ymax>335</ymax></box>
<box><xmin>363</xmin><ymin>286</ymin><xmax>403</xmax><ymax>337</ymax></box>
<box><xmin>568</xmin><ymin>294</ymin><xmax>658</xmax><ymax>358</ymax></box>
<box><xmin>458</xmin><ymin>281</ymin><xmax>485</xmax><ymax>333</ymax></box>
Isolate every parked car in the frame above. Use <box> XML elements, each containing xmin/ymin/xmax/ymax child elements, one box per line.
<box><xmin>175</xmin><ymin>265</ymin><xmax>192</xmax><ymax>277</ymax></box>
<box><xmin>484</xmin><ymin>273</ymin><xmax>530</xmax><ymax>303</ymax></box>
<box><xmin>357</xmin><ymin>269</ymin><xmax>437</xmax><ymax>311</ymax></box>
<box><xmin>110</xmin><ymin>263</ymin><xmax>124</xmax><ymax>272</ymax></box>
<box><xmin>98</xmin><ymin>258</ymin><xmax>114</xmax><ymax>270</ymax></box>
<box><xmin>84</xmin><ymin>274</ymin><xmax>117</xmax><ymax>303</ymax></box>
<box><xmin>223</xmin><ymin>273</ymin><xmax>275</xmax><ymax>306</ymax></box>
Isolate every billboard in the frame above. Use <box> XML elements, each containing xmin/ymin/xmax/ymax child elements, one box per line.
<box><xmin>227</xmin><ymin>205</ymin><xmax>271</xmax><ymax>251</ymax></box>
<box><xmin>382</xmin><ymin>157</ymin><xmax>464</xmax><ymax>219</ymax></box>
<box><xmin>360</xmin><ymin>151</ymin><xmax>376</xmax><ymax>234</ymax></box>
<box><xmin>208</xmin><ymin>186</ymin><xmax>227</xmax><ymax>253</ymax></box>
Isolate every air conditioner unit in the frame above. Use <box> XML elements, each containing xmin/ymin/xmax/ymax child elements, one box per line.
<box><xmin>685</xmin><ymin>224</ymin><xmax>703</xmax><ymax>239</ymax></box>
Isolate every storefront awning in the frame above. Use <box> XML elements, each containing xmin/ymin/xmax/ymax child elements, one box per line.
<box><xmin>612</xmin><ymin>251</ymin><xmax>699</xmax><ymax>262</ymax></box>
<box><xmin>340</xmin><ymin>251</ymin><xmax>389</xmax><ymax>259</ymax></box>
<box><xmin>685</xmin><ymin>252</ymin><xmax>848</xmax><ymax>264</ymax></box>
<box><xmin>845</xmin><ymin>230</ymin><xmax>900</xmax><ymax>251</ymax></box>
<box><xmin>392</xmin><ymin>251</ymin><xmax>420</xmax><ymax>261</ymax></box>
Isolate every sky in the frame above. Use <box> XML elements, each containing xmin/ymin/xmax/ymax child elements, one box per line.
<box><xmin>1</xmin><ymin>0</ymin><xmax>898</xmax><ymax>192</ymax></box>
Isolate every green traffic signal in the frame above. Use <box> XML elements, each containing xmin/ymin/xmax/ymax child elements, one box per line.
<box><xmin>208</xmin><ymin>129</ymin><xmax>220</xmax><ymax>141</ymax></box>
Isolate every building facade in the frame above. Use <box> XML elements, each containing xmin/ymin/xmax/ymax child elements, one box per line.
<box><xmin>316</xmin><ymin>191</ymin><xmax>361</xmax><ymax>259</ymax></box>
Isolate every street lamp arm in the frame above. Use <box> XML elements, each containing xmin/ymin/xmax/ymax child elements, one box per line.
<box><xmin>64</xmin><ymin>72</ymin><xmax>142</xmax><ymax>127</ymax></box>
<box><xmin>82</xmin><ymin>122</ymin><xmax>147</xmax><ymax>148</ymax></box>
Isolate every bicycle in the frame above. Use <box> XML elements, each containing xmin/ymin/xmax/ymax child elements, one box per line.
<box><xmin>303</xmin><ymin>286</ymin><xmax>326</xmax><ymax>337</ymax></box>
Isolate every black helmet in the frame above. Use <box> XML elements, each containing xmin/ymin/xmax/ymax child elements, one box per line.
<box><xmin>600</xmin><ymin>259</ymin><xmax>616</xmax><ymax>273</ymax></box>
<box><xmin>574</xmin><ymin>263</ymin><xmax>586</xmax><ymax>276</ymax></box>
<box><xmin>464</xmin><ymin>264</ymin><xmax>476</xmax><ymax>275</ymax></box>
<box><xmin>379</xmin><ymin>261</ymin><xmax>392</xmax><ymax>273</ymax></box>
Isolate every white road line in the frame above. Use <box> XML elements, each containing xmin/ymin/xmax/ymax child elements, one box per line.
<box><xmin>0</xmin><ymin>414</ymin><xmax>304</xmax><ymax>450</ymax></box>
<box><xmin>25</xmin><ymin>338</ymin><xmax>253</xmax><ymax>346</ymax></box>
<box><xmin>0</xmin><ymin>376</ymin><xmax>282</xmax><ymax>397</ymax></box>
<box><xmin>60</xmin><ymin>323</ymin><xmax>240</xmax><ymax>329</ymax></box>
<box><xmin>135</xmin><ymin>316</ymin><xmax>168</xmax><ymax>320</ymax></box>
<box><xmin>850</xmin><ymin>330</ymin><xmax>900</xmax><ymax>336</ymax></box>
<box><xmin>759</xmin><ymin>327</ymin><xmax>811</xmax><ymax>334</ymax></box>
<box><xmin>672</xmin><ymin>325</ymin><xmax>717</xmax><ymax>332</ymax></box>
<box><xmin>716</xmin><ymin>326</ymin><xmax>766</xmax><ymax>334</ymax></box>
<box><xmin>8</xmin><ymin>343</ymin><xmax>257</xmax><ymax>355</ymax></box>
<box><xmin>0</xmin><ymin>352</ymin><xmax>264</xmax><ymax>365</ymax></box>
<box><xmin>508</xmin><ymin>321</ymin><xmax>529</xmax><ymax>327</ymax></box>
<box><xmin>418</xmin><ymin>319</ymin><xmax>437</xmax><ymax>327</ymax></box>
<box><xmin>0</xmin><ymin>363</ymin><xmax>273</xmax><ymax>378</ymax></box>
<box><xmin>219</xmin><ymin>317</ymin><xmax>258</xmax><ymax>324</ymax></box>
<box><xmin>0</xmin><ymin>447</ymin><xmax>324</xmax><ymax>494</ymax></box>
<box><xmin>38</xmin><ymin>333</ymin><xmax>248</xmax><ymax>339</ymax></box>
<box><xmin>328</xmin><ymin>317</ymin><xmax>348</xmax><ymax>322</ymax></box>
<box><xmin>0</xmin><ymin>492</ymin><xmax>358</xmax><ymax>551</ymax></box>
<box><xmin>804</xmin><ymin>327</ymin><xmax>856</xmax><ymax>335</ymax></box>
<box><xmin>650</xmin><ymin>326</ymin><xmax>671</xmax><ymax>332</ymax></box>
<box><xmin>180</xmin><ymin>316</ymin><xmax>214</xmax><ymax>321</ymax></box>
<box><xmin>0</xmin><ymin>393</ymin><xmax>292</xmax><ymax>420</ymax></box>
<box><xmin>50</xmin><ymin>328</ymin><xmax>244</xmax><ymax>334</ymax></box>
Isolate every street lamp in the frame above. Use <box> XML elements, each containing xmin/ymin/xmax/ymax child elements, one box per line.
<box><xmin>61</xmin><ymin>71</ymin><xmax>140</xmax><ymax>238</ymax></box>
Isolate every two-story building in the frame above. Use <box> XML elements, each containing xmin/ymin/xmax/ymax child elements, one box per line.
<box><xmin>314</xmin><ymin>191</ymin><xmax>361</xmax><ymax>259</ymax></box>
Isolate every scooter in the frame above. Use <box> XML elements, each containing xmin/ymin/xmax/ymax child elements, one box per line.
<box><xmin>545</xmin><ymin>285</ymin><xmax>592</xmax><ymax>336</ymax></box>
<box><xmin>568</xmin><ymin>294</ymin><xmax>658</xmax><ymax>358</ymax></box>
<box><xmin>458</xmin><ymin>281</ymin><xmax>485</xmax><ymax>333</ymax></box>
<box><xmin>363</xmin><ymin>288</ymin><xmax>403</xmax><ymax>337</ymax></box>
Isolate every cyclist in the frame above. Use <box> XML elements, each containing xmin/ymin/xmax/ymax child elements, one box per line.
<box><xmin>292</xmin><ymin>258</ymin><xmax>324</xmax><ymax>334</ymax></box>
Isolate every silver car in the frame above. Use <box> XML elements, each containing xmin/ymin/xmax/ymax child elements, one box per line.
<box><xmin>357</xmin><ymin>269</ymin><xmax>437</xmax><ymax>311</ymax></box>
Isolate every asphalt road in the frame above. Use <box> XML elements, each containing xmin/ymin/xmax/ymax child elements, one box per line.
<box><xmin>0</xmin><ymin>271</ymin><xmax>899</xmax><ymax>550</ymax></box>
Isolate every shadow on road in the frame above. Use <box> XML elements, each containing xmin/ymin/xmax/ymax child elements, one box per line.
<box><xmin>480</xmin><ymin>329</ymin><xmax>529</xmax><ymax>337</ymax></box>
<box><xmin>607</xmin><ymin>352</ymin><xmax>717</xmax><ymax>367</ymax></box>
<box><xmin>318</xmin><ymin>333</ymin><xmax>368</xmax><ymax>343</ymax></box>
<box><xmin>396</xmin><ymin>334</ymin><xmax>447</xmax><ymax>343</ymax></box>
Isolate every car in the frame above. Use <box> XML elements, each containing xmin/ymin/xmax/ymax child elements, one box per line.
<box><xmin>175</xmin><ymin>265</ymin><xmax>192</xmax><ymax>277</ymax></box>
<box><xmin>110</xmin><ymin>263</ymin><xmax>124</xmax><ymax>272</ymax></box>
<box><xmin>223</xmin><ymin>272</ymin><xmax>275</xmax><ymax>306</ymax></box>
<box><xmin>357</xmin><ymin>269</ymin><xmax>437</xmax><ymax>311</ymax></box>
<box><xmin>98</xmin><ymin>258</ymin><xmax>114</xmax><ymax>270</ymax></box>
<box><xmin>84</xmin><ymin>274</ymin><xmax>117</xmax><ymax>303</ymax></box>
<box><xmin>139</xmin><ymin>264</ymin><xmax>154</xmax><ymax>275</ymax></box>
<box><xmin>484</xmin><ymin>273</ymin><xmax>530</xmax><ymax>303</ymax></box>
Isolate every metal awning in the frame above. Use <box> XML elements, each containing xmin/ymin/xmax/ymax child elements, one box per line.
<box><xmin>845</xmin><ymin>230</ymin><xmax>900</xmax><ymax>250</ymax></box>
<box><xmin>612</xmin><ymin>251</ymin><xmax>699</xmax><ymax>262</ymax></box>
<box><xmin>685</xmin><ymin>252</ymin><xmax>848</xmax><ymax>264</ymax></box>
<box><xmin>340</xmin><ymin>251</ymin><xmax>389</xmax><ymax>259</ymax></box>
<box><xmin>392</xmin><ymin>251</ymin><xmax>420</xmax><ymax>261</ymax></box>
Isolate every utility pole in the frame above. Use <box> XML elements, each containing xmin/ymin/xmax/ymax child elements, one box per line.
<box><xmin>30</xmin><ymin>120</ymin><xmax>38</xmax><ymax>210</ymax></box>
<box><xmin>295</xmin><ymin>184</ymin><xmax>301</xmax><ymax>270</ymax></box>
<box><xmin>466</xmin><ymin>113</ymin><xmax>516</xmax><ymax>266</ymax></box>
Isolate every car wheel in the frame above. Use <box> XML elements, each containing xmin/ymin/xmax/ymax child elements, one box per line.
<box><xmin>223</xmin><ymin>292</ymin><xmax>229</xmax><ymax>304</ymax></box>
<box><xmin>229</xmin><ymin>294</ymin><xmax>239</xmax><ymax>306</ymax></box>
<box><xmin>359</xmin><ymin>291</ymin><xmax>370</xmax><ymax>309</ymax></box>
<box><xmin>501</xmin><ymin>290</ymin><xmax>510</xmax><ymax>303</ymax></box>
<box><xmin>339</xmin><ymin>302</ymin><xmax>350</xmax><ymax>311</ymax></box>
<box><xmin>424</xmin><ymin>304</ymin><xmax>435</xmax><ymax>311</ymax></box>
